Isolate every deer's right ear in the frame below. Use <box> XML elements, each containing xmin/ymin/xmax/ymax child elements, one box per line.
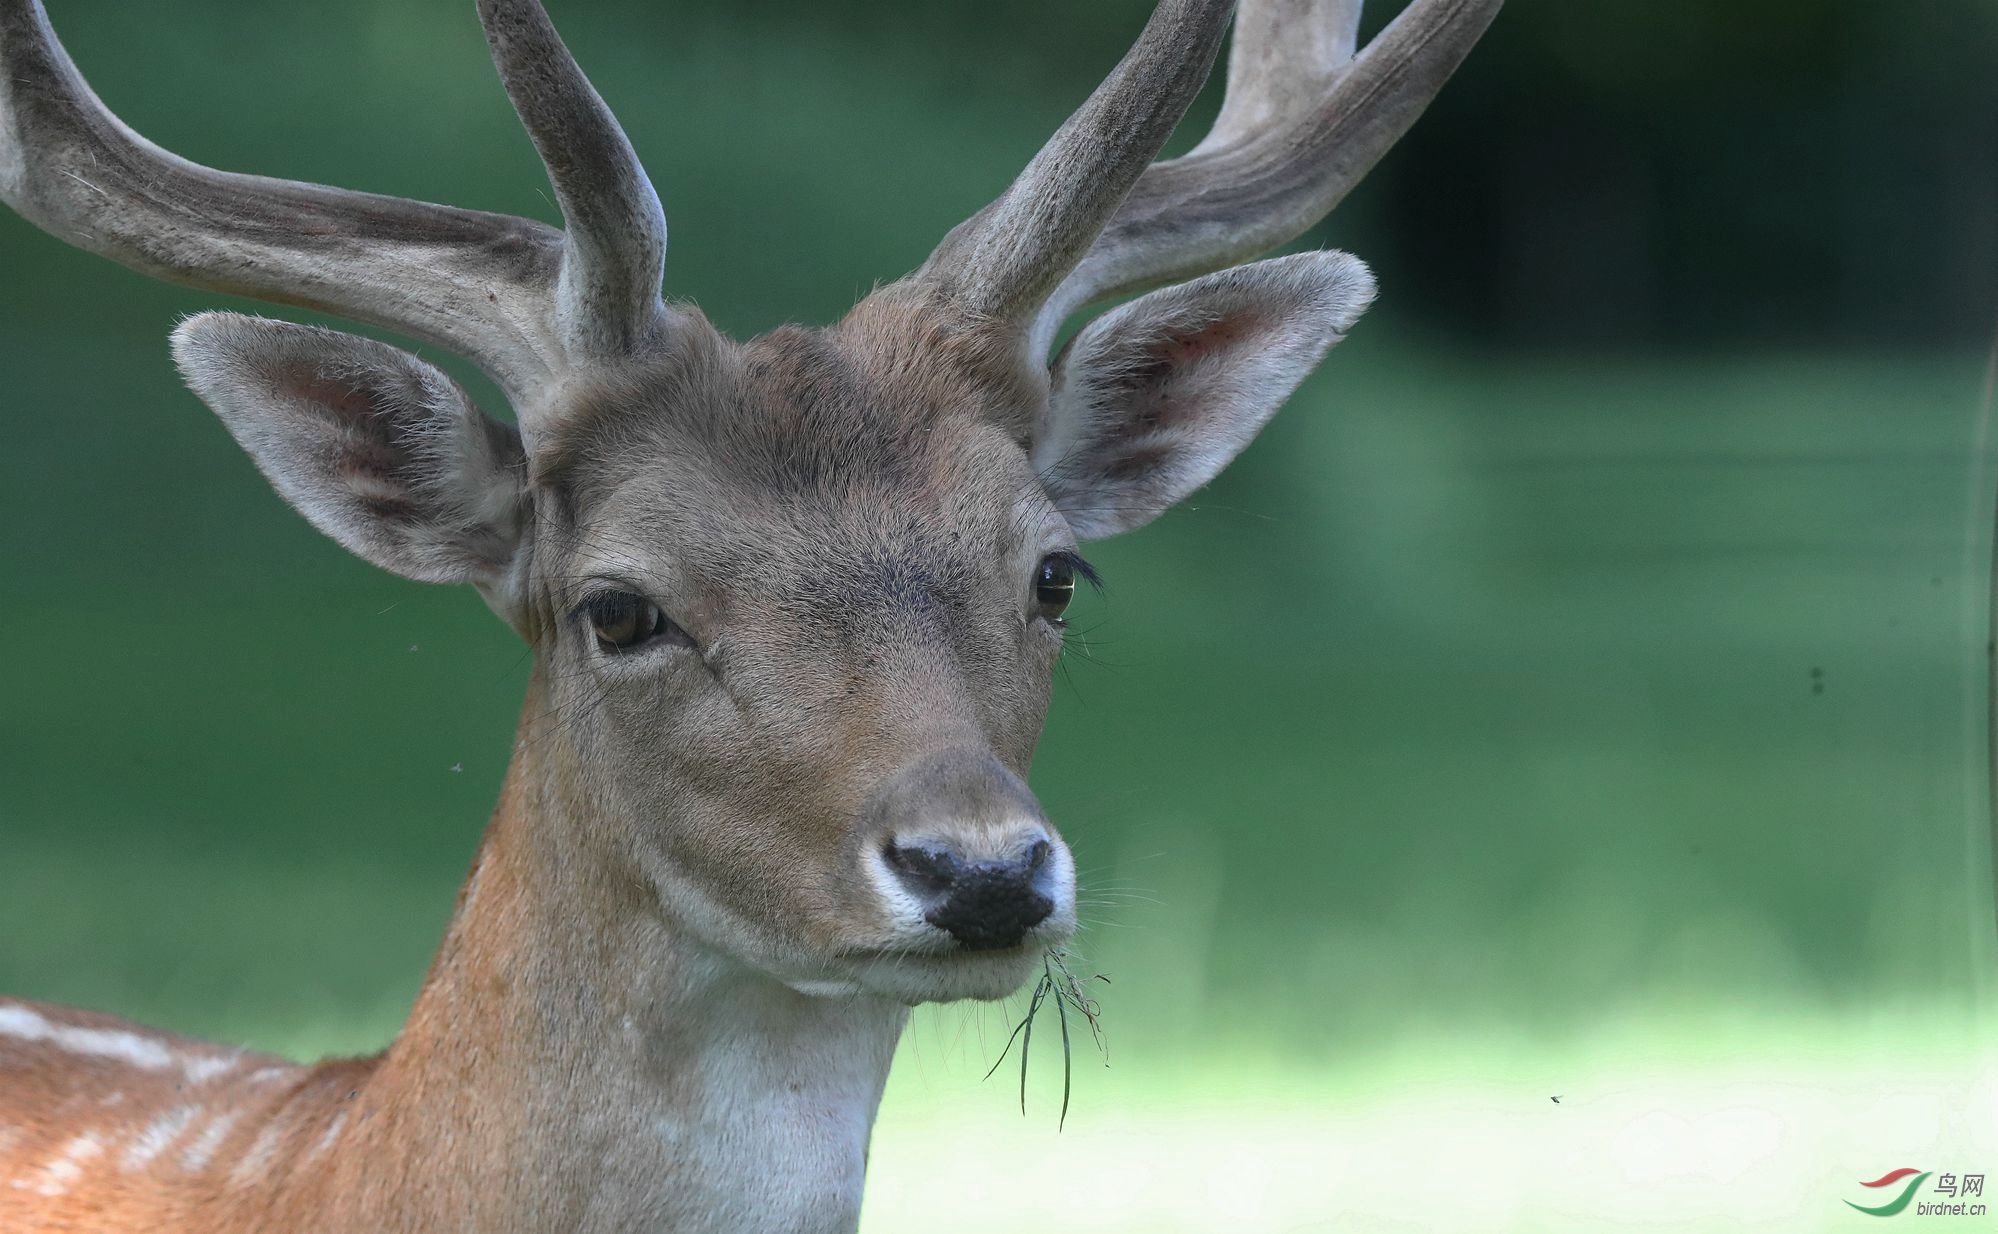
<box><xmin>1033</xmin><ymin>252</ymin><xmax>1374</xmax><ymax>540</ymax></box>
<box><xmin>170</xmin><ymin>312</ymin><xmax>528</xmax><ymax>590</ymax></box>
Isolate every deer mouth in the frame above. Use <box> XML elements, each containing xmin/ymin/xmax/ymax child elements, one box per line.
<box><xmin>842</xmin><ymin>940</ymin><xmax>1067</xmax><ymax>1005</ymax></box>
<box><xmin>839</xmin><ymin>905</ymin><xmax>1078</xmax><ymax>1005</ymax></box>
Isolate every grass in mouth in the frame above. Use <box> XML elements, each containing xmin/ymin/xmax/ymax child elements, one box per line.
<box><xmin>984</xmin><ymin>948</ymin><xmax>1110</xmax><ymax>1130</ymax></box>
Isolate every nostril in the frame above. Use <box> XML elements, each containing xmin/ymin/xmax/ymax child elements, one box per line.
<box><xmin>883</xmin><ymin>841</ymin><xmax>959</xmax><ymax>897</ymax></box>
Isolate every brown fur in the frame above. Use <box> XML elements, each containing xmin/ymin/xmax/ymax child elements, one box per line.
<box><xmin>0</xmin><ymin>294</ymin><xmax>1075</xmax><ymax>1231</ymax></box>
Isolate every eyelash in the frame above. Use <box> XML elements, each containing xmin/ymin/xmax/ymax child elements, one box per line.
<box><xmin>1045</xmin><ymin>550</ymin><xmax>1103</xmax><ymax>592</ymax></box>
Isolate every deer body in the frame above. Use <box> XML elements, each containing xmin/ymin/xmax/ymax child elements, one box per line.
<box><xmin>3</xmin><ymin>673</ymin><xmax>906</xmax><ymax>1233</ymax></box>
<box><xmin>0</xmin><ymin>0</ymin><xmax>1499</xmax><ymax>1229</ymax></box>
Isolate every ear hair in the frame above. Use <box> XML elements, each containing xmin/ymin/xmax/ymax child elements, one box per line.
<box><xmin>171</xmin><ymin>312</ymin><xmax>528</xmax><ymax>589</ymax></box>
<box><xmin>1036</xmin><ymin>250</ymin><xmax>1375</xmax><ymax>539</ymax></box>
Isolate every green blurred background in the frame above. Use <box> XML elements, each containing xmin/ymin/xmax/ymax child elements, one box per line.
<box><xmin>3</xmin><ymin>1</ymin><xmax>1996</xmax><ymax>1229</ymax></box>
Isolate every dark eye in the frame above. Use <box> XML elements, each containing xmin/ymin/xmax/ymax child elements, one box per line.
<box><xmin>1034</xmin><ymin>554</ymin><xmax>1076</xmax><ymax>620</ymax></box>
<box><xmin>581</xmin><ymin>591</ymin><xmax>685</xmax><ymax>654</ymax></box>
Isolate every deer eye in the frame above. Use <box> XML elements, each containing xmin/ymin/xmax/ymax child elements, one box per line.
<box><xmin>580</xmin><ymin>590</ymin><xmax>685</xmax><ymax>654</ymax></box>
<box><xmin>1034</xmin><ymin>554</ymin><xmax>1076</xmax><ymax>620</ymax></box>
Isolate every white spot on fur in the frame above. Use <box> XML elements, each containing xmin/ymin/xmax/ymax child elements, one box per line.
<box><xmin>35</xmin><ymin>1132</ymin><xmax>104</xmax><ymax>1196</ymax></box>
<box><xmin>306</xmin><ymin>1111</ymin><xmax>348</xmax><ymax>1160</ymax></box>
<box><xmin>0</xmin><ymin>1004</ymin><xmax>173</xmax><ymax>1070</ymax></box>
<box><xmin>179</xmin><ymin>1110</ymin><xmax>241</xmax><ymax>1172</ymax></box>
<box><xmin>182</xmin><ymin>1052</ymin><xmax>240</xmax><ymax>1085</ymax></box>
<box><xmin>231</xmin><ymin>1119</ymin><xmax>286</xmax><ymax>1185</ymax></box>
<box><xmin>122</xmin><ymin>1105</ymin><xmax>198</xmax><ymax>1170</ymax></box>
<box><xmin>247</xmin><ymin>1065</ymin><xmax>297</xmax><ymax>1086</ymax></box>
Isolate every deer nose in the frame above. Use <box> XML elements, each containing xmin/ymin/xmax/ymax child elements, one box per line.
<box><xmin>883</xmin><ymin>835</ymin><xmax>1056</xmax><ymax>951</ymax></box>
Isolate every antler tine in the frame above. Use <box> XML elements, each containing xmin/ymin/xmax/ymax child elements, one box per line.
<box><xmin>1032</xmin><ymin>0</ymin><xmax>1504</xmax><ymax>355</ymax></box>
<box><xmin>0</xmin><ymin>0</ymin><xmax>565</xmax><ymax>398</ymax></box>
<box><xmin>0</xmin><ymin>0</ymin><xmax>667</xmax><ymax>413</ymax></box>
<box><xmin>1203</xmin><ymin>0</ymin><xmax>1363</xmax><ymax>152</ymax></box>
<box><xmin>918</xmin><ymin>0</ymin><xmax>1234</xmax><ymax>333</ymax></box>
<box><xmin>478</xmin><ymin>0</ymin><xmax>667</xmax><ymax>361</ymax></box>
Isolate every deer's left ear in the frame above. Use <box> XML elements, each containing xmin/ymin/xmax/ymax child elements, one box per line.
<box><xmin>1035</xmin><ymin>251</ymin><xmax>1375</xmax><ymax>539</ymax></box>
<box><xmin>170</xmin><ymin>313</ymin><xmax>528</xmax><ymax>593</ymax></box>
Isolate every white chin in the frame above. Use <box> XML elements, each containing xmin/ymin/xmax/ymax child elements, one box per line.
<box><xmin>848</xmin><ymin>947</ymin><xmax>1048</xmax><ymax>1004</ymax></box>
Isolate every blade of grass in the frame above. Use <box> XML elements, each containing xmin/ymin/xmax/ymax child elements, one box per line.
<box><xmin>1055</xmin><ymin>966</ymin><xmax>1073</xmax><ymax>1131</ymax></box>
<box><xmin>1019</xmin><ymin>975</ymin><xmax>1049</xmax><ymax>1116</ymax></box>
<box><xmin>982</xmin><ymin>987</ymin><xmax>1039</xmax><ymax>1082</ymax></box>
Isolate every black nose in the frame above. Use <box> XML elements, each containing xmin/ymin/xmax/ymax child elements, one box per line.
<box><xmin>884</xmin><ymin>838</ymin><xmax>1055</xmax><ymax>951</ymax></box>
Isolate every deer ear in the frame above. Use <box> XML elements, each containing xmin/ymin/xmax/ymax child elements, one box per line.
<box><xmin>1035</xmin><ymin>251</ymin><xmax>1375</xmax><ymax>539</ymax></box>
<box><xmin>170</xmin><ymin>312</ymin><xmax>527</xmax><ymax>589</ymax></box>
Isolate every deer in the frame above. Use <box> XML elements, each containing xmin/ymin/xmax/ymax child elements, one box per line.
<box><xmin>0</xmin><ymin>0</ymin><xmax>1499</xmax><ymax>1229</ymax></box>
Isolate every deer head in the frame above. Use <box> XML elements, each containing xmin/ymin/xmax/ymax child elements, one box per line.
<box><xmin>0</xmin><ymin>0</ymin><xmax>1499</xmax><ymax>1008</ymax></box>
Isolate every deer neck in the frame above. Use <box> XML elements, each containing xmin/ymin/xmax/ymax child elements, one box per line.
<box><xmin>343</xmin><ymin>669</ymin><xmax>908</xmax><ymax>1234</ymax></box>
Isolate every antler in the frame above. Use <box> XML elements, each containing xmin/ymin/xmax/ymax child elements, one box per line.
<box><xmin>920</xmin><ymin>0</ymin><xmax>1503</xmax><ymax>359</ymax></box>
<box><xmin>917</xmin><ymin>0</ymin><xmax>1234</xmax><ymax>329</ymax></box>
<box><xmin>0</xmin><ymin>0</ymin><xmax>664</xmax><ymax>407</ymax></box>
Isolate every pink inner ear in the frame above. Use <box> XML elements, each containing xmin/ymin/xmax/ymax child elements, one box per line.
<box><xmin>1158</xmin><ymin>313</ymin><xmax>1260</xmax><ymax>364</ymax></box>
<box><xmin>1119</xmin><ymin>312</ymin><xmax>1266</xmax><ymax>431</ymax></box>
<box><xmin>275</xmin><ymin>367</ymin><xmax>389</xmax><ymax>424</ymax></box>
<box><xmin>268</xmin><ymin>364</ymin><xmax>419</xmax><ymax>490</ymax></box>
